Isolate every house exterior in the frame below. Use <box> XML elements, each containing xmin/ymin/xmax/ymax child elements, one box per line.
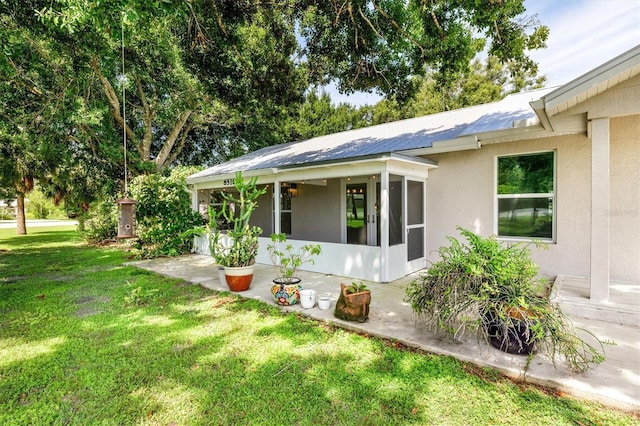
<box><xmin>187</xmin><ymin>45</ymin><xmax>640</xmax><ymax>305</ymax></box>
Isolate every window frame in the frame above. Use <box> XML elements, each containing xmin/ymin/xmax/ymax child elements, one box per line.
<box><xmin>495</xmin><ymin>150</ymin><xmax>556</xmax><ymax>243</ymax></box>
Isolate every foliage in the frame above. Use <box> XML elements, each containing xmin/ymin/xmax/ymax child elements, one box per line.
<box><xmin>286</xmin><ymin>55</ymin><xmax>547</xmax><ymax>142</ymax></box>
<box><xmin>24</xmin><ymin>187</ymin><xmax>51</xmax><ymax>219</ymax></box>
<box><xmin>267</xmin><ymin>233</ymin><xmax>321</xmax><ymax>282</ymax></box>
<box><xmin>123</xmin><ymin>282</ymin><xmax>159</xmax><ymax>306</ymax></box>
<box><xmin>206</xmin><ymin>171</ymin><xmax>267</xmax><ymax>267</ymax></box>
<box><xmin>0</xmin><ymin>227</ymin><xmax>634</xmax><ymax>425</ymax></box>
<box><xmin>129</xmin><ymin>168</ymin><xmax>202</xmax><ymax>258</ymax></box>
<box><xmin>81</xmin><ymin>198</ymin><xmax>118</xmax><ymax>243</ymax></box>
<box><xmin>346</xmin><ymin>281</ymin><xmax>369</xmax><ymax>294</ymax></box>
<box><xmin>404</xmin><ymin>227</ymin><xmax>605</xmax><ymax>373</ymax></box>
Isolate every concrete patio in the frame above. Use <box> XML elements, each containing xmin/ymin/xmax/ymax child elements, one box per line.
<box><xmin>129</xmin><ymin>255</ymin><xmax>640</xmax><ymax>412</ymax></box>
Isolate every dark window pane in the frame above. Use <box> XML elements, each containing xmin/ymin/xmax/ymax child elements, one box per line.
<box><xmin>498</xmin><ymin>152</ymin><xmax>554</xmax><ymax>194</ymax></box>
<box><xmin>389</xmin><ymin>175</ymin><xmax>403</xmax><ymax>246</ymax></box>
<box><xmin>280</xmin><ymin>212</ymin><xmax>291</xmax><ymax>235</ymax></box>
<box><xmin>407</xmin><ymin>180</ymin><xmax>423</xmax><ymax>225</ymax></box>
<box><xmin>498</xmin><ymin>197</ymin><xmax>553</xmax><ymax>239</ymax></box>
<box><xmin>407</xmin><ymin>228</ymin><xmax>424</xmax><ymax>261</ymax></box>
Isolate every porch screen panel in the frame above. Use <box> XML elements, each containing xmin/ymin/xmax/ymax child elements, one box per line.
<box><xmin>407</xmin><ymin>180</ymin><xmax>425</xmax><ymax>261</ymax></box>
<box><xmin>389</xmin><ymin>175</ymin><xmax>403</xmax><ymax>246</ymax></box>
<box><xmin>407</xmin><ymin>228</ymin><xmax>424</xmax><ymax>261</ymax></box>
<box><xmin>407</xmin><ymin>180</ymin><xmax>423</xmax><ymax>225</ymax></box>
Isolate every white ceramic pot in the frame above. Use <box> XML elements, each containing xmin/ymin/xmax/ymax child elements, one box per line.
<box><xmin>299</xmin><ymin>289</ymin><xmax>316</xmax><ymax>309</ymax></box>
<box><xmin>317</xmin><ymin>296</ymin><xmax>331</xmax><ymax>310</ymax></box>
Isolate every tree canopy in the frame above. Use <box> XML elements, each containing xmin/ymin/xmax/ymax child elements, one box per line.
<box><xmin>1</xmin><ymin>0</ymin><xmax>548</xmax><ymax>233</ymax></box>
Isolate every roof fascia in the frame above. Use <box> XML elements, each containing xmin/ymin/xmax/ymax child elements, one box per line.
<box><xmin>187</xmin><ymin>153</ymin><xmax>437</xmax><ymax>187</ymax></box>
<box><xmin>543</xmin><ymin>45</ymin><xmax>640</xmax><ymax>116</ymax></box>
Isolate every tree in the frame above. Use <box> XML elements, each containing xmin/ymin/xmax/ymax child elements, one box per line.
<box><xmin>1</xmin><ymin>0</ymin><xmax>548</xmax><ymax>226</ymax></box>
<box><xmin>0</xmin><ymin>1</ymin><xmax>83</xmax><ymax>234</ymax></box>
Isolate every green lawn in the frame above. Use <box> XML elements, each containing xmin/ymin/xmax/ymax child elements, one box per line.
<box><xmin>0</xmin><ymin>227</ymin><xmax>636</xmax><ymax>425</ymax></box>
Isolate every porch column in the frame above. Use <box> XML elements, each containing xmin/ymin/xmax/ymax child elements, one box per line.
<box><xmin>273</xmin><ymin>181</ymin><xmax>281</xmax><ymax>234</ymax></box>
<box><xmin>380</xmin><ymin>171</ymin><xmax>390</xmax><ymax>282</ymax></box>
<box><xmin>590</xmin><ymin>117</ymin><xmax>610</xmax><ymax>303</ymax></box>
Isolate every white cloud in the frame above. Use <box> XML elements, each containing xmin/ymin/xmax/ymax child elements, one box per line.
<box><xmin>527</xmin><ymin>0</ymin><xmax>640</xmax><ymax>85</ymax></box>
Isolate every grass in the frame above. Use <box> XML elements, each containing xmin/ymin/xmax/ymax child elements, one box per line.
<box><xmin>0</xmin><ymin>227</ymin><xmax>637</xmax><ymax>425</ymax></box>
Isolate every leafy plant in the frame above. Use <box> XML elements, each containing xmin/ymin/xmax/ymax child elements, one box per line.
<box><xmin>123</xmin><ymin>282</ymin><xmax>159</xmax><ymax>306</ymax></box>
<box><xmin>206</xmin><ymin>171</ymin><xmax>267</xmax><ymax>267</ymax></box>
<box><xmin>345</xmin><ymin>281</ymin><xmax>369</xmax><ymax>294</ymax></box>
<box><xmin>267</xmin><ymin>233</ymin><xmax>321</xmax><ymax>283</ymax></box>
<box><xmin>404</xmin><ymin>227</ymin><xmax>605</xmax><ymax>373</ymax></box>
<box><xmin>81</xmin><ymin>198</ymin><xmax>118</xmax><ymax>243</ymax></box>
<box><xmin>129</xmin><ymin>168</ymin><xmax>203</xmax><ymax>258</ymax></box>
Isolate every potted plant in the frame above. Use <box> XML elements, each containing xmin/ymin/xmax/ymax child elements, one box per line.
<box><xmin>404</xmin><ymin>227</ymin><xmax>606</xmax><ymax>373</ymax></box>
<box><xmin>207</xmin><ymin>171</ymin><xmax>267</xmax><ymax>292</ymax></box>
<box><xmin>267</xmin><ymin>232</ymin><xmax>321</xmax><ymax>305</ymax></box>
<box><xmin>334</xmin><ymin>281</ymin><xmax>371</xmax><ymax>322</ymax></box>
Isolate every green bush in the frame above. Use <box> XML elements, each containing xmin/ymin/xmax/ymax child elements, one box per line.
<box><xmin>129</xmin><ymin>168</ymin><xmax>203</xmax><ymax>258</ymax></box>
<box><xmin>404</xmin><ymin>227</ymin><xmax>605</xmax><ymax>372</ymax></box>
<box><xmin>81</xmin><ymin>198</ymin><xmax>118</xmax><ymax>243</ymax></box>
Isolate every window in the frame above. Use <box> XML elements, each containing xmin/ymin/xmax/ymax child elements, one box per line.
<box><xmin>280</xmin><ymin>186</ymin><xmax>292</xmax><ymax>235</ymax></box>
<box><xmin>497</xmin><ymin>152</ymin><xmax>554</xmax><ymax>240</ymax></box>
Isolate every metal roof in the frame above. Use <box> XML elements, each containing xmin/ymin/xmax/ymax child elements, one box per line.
<box><xmin>188</xmin><ymin>87</ymin><xmax>555</xmax><ymax>182</ymax></box>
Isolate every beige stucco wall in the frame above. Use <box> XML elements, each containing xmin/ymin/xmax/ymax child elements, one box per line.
<box><xmin>609</xmin><ymin>114</ymin><xmax>640</xmax><ymax>282</ymax></box>
<box><xmin>424</xmin><ymin>116</ymin><xmax>639</xmax><ymax>285</ymax></box>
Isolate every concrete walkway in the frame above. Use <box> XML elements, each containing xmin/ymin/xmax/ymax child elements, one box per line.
<box><xmin>129</xmin><ymin>255</ymin><xmax>640</xmax><ymax>412</ymax></box>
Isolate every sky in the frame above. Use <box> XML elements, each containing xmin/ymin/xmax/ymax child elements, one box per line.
<box><xmin>328</xmin><ymin>0</ymin><xmax>640</xmax><ymax>106</ymax></box>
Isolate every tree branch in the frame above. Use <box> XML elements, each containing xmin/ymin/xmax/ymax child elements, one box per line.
<box><xmin>155</xmin><ymin>110</ymin><xmax>192</xmax><ymax>170</ymax></box>
<box><xmin>165</xmin><ymin>120</ymin><xmax>196</xmax><ymax>166</ymax></box>
<box><xmin>89</xmin><ymin>57</ymin><xmax>140</xmax><ymax>156</ymax></box>
<box><xmin>135</xmin><ymin>75</ymin><xmax>154</xmax><ymax>161</ymax></box>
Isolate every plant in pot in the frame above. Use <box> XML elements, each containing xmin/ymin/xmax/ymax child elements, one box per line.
<box><xmin>404</xmin><ymin>227</ymin><xmax>606</xmax><ymax>373</ymax></box>
<box><xmin>207</xmin><ymin>171</ymin><xmax>267</xmax><ymax>292</ymax></box>
<box><xmin>267</xmin><ymin>232</ymin><xmax>321</xmax><ymax>305</ymax></box>
<box><xmin>334</xmin><ymin>281</ymin><xmax>371</xmax><ymax>322</ymax></box>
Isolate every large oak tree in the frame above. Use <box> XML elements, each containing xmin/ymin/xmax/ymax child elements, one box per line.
<box><xmin>1</xmin><ymin>0</ymin><xmax>548</xmax><ymax>234</ymax></box>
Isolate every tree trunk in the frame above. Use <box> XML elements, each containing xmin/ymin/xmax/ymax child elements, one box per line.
<box><xmin>77</xmin><ymin>215</ymin><xmax>85</xmax><ymax>232</ymax></box>
<box><xmin>16</xmin><ymin>193</ymin><xmax>26</xmax><ymax>235</ymax></box>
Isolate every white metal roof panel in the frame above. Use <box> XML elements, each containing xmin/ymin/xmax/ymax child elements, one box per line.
<box><xmin>188</xmin><ymin>88</ymin><xmax>552</xmax><ymax>181</ymax></box>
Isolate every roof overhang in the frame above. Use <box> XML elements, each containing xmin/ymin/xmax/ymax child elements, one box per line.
<box><xmin>531</xmin><ymin>44</ymin><xmax>640</xmax><ymax>131</ymax></box>
<box><xmin>186</xmin><ymin>152</ymin><xmax>437</xmax><ymax>187</ymax></box>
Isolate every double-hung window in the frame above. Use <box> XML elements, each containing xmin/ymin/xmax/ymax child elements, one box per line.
<box><xmin>497</xmin><ymin>151</ymin><xmax>555</xmax><ymax>241</ymax></box>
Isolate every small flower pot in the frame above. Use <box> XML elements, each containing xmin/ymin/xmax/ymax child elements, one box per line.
<box><xmin>271</xmin><ymin>278</ymin><xmax>302</xmax><ymax>305</ymax></box>
<box><xmin>299</xmin><ymin>289</ymin><xmax>316</xmax><ymax>309</ymax></box>
<box><xmin>317</xmin><ymin>296</ymin><xmax>331</xmax><ymax>310</ymax></box>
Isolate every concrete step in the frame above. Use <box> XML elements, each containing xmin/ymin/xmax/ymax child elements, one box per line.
<box><xmin>552</xmin><ymin>276</ymin><xmax>640</xmax><ymax>327</ymax></box>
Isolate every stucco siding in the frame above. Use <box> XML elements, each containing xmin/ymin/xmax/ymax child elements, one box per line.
<box><xmin>610</xmin><ymin>114</ymin><xmax>640</xmax><ymax>283</ymax></box>
<box><xmin>425</xmin><ymin>118</ymin><xmax>639</xmax><ymax>285</ymax></box>
<box><xmin>425</xmin><ymin>134</ymin><xmax>594</xmax><ymax>280</ymax></box>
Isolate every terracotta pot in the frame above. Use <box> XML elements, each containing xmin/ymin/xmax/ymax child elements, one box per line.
<box><xmin>223</xmin><ymin>265</ymin><xmax>254</xmax><ymax>292</ymax></box>
<box><xmin>271</xmin><ymin>278</ymin><xmax>302</xmax><ymax>305</ymax></box>
<box><xmin>334</xmin><ymin>283</ymin><xmax>371</xmax><ymax>322</ymax></box>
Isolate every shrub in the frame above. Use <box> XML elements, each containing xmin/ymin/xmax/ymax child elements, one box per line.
<box><xmin>404</xmin><ymin>227</ymin><xmax>605</xmax><ymax>372</ymax></box>
<box><xmin>129</xmin><ymin>168</ymin><xmax>203</xmax><ymax>258</ymax></box>
<box><xmin>81</xmin><ymin>198</ymin><xmax>118</xmax><ymax>243</ymax></box>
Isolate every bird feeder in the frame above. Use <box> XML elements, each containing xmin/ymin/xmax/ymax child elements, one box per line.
<box><xmin>116</xmin><ymin>197</ymin><xmax>137</xmax><ymax>239</ymax></box>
